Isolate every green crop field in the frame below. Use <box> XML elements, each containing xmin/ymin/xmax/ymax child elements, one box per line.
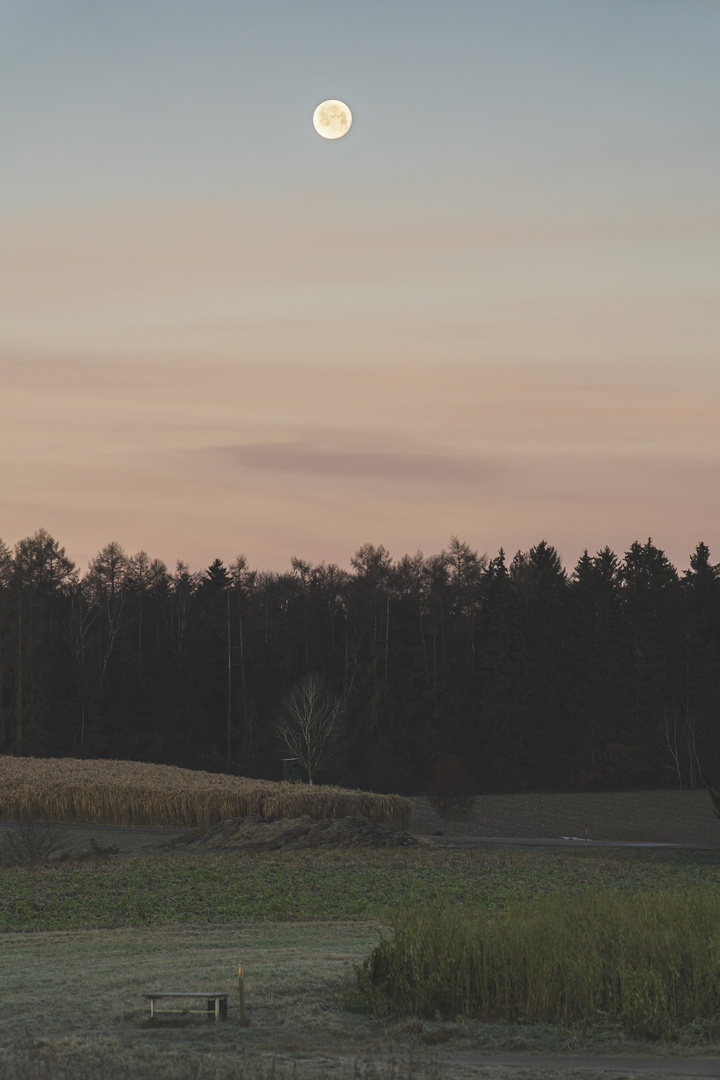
<box><xmin>3</xmin><ymin>844</ymin><xmax>720</xmax><ymax>933</ymax></box>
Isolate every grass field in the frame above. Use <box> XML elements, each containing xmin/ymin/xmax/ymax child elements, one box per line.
<box><xmin>0</xmin><ymin>922</ymin><xmax>385</xmax><ymax>1080</ymax></box>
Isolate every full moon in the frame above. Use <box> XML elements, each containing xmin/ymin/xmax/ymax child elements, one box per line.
<box><xmin>312</xmin><ymin>99</ymin><xmax>352</xmax><ymax>139</ymax></box>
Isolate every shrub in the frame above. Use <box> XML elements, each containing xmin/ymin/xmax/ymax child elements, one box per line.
<box><xmin>0</xmin><ymin>821</ymin><xmax>66</xmax><ymax>867</ymax></box>
<box><xmin>351</xmin><ymin>888</ymin><xmax>720</xmax><ymax>1038</ymax></box>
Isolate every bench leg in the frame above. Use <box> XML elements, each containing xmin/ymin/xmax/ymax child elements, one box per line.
<box><xmin>207</xmin><ymin>997</ymin><xmax>223</xmax><ymax>1020</ymax></box>
<box><xmin>205</xmin><ymin>996</ymin><xmax>227</xmax><ymax>1020</ymax></box>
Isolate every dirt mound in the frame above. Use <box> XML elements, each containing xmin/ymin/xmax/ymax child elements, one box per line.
<box><xmin>179</xmin><ymin>814</ymin><xmax>419</xmax><ymax>851</ymax></box>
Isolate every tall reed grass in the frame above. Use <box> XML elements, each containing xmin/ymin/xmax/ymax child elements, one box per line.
<box><xmin>352</xmin><ymin>889</ymin><xmax>720</xmax><ymax>1038</ymax></box>
<box><xmin>0</xmin><ymin>756</ymin><xmax>412</xmax><ymax>828</ymax></box>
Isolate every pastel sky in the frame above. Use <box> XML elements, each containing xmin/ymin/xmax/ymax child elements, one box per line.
<box><xmin>1</xmin><ymin>0</ymin><xmax>719</xmax><ymax>575</ymax></box>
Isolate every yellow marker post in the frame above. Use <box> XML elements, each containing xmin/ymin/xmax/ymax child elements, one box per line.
<box><xmin>238</xmin><ymin>963</ymin><xmax>246</xmax><ymax>1025</ymax></box>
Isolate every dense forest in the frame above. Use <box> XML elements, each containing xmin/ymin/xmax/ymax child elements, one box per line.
<box><xmin>1</xmin><ymin>529</ymin><xmax>719</xmax><ymax>795</ymax></box>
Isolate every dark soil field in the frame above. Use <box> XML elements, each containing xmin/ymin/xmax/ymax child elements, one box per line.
<box><xmin>410</xmin><ymin>789</ymin><xmax>720</xmax><ymax>846</ymax></box>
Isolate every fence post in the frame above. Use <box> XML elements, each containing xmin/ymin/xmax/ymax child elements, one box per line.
<box><xmin>238</xmin><ymin>962</ymin><xmax>247</xmax><ymax>1025</ymax></box>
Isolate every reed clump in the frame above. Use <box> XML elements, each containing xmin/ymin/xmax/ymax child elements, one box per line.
<box><xmin>0</xmin><ymin>756</ymin><xmax>412</xmax><ymax>829</ymax></box>
<box><xmin>352</xmin><ymin>888</ymin><xmax>720</xmax><ymax>1038</ymax></box>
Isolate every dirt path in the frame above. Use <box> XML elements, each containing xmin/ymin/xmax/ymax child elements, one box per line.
<box><xmin>261</xmin><ymin>1049</ymin><xmax>720</xmax><ymax>1079</ymax></box>
<box><xmin>411</xmin><ymin>1051</ymin><xmax>720</xmax><ymax>1077</ymax></box>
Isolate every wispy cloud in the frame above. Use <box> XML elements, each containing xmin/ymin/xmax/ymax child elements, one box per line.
<box><xmin>205</xmin><ymin>434</ymin><xmax>720</xmax><ymax>503</ymax></box>
<box><xmin>213</xmin><ymin>438</ymin><xmax>493</xmax><ymax>485</ymax></box>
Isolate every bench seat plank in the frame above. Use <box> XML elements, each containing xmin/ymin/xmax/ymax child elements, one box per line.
<box><xmin>145</xmin><ymin>992</ymin><xmax>227</xmax><ymax>998</ymax></box>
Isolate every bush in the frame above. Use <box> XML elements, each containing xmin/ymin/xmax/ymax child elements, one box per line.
<box><xmin>0</xmin><ymin>821</ymin><xmax>66</xmax><ymax>867</ymax></box>
<box><xmin>351</xmin><ymin>888</ymin><xmax>720</xmax><ymax>1039</ymax></box>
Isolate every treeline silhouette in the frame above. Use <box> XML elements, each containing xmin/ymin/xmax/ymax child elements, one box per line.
<box><xmin>1</xmin><ymin>529</ymin><xmax>719</xmax><ymax>794</ymax></box>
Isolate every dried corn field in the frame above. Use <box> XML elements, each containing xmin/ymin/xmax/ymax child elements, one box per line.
<box><xmin>0</xmin><ymin>756</ymin><xmax>413</xmax><ymax>829</ymax></box>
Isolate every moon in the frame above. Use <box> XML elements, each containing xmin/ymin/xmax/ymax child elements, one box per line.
<box><xmin>312</xmin><ymin>100</ymin><xmax>352</xmax><ymax>139</ymax></box>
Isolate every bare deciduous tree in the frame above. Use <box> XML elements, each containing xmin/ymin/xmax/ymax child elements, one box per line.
<box><xmin>0</xmin><ymin>821</ymin><xmax>66</xmax><ymax>867</ymax></box>
<box><xmin>275</xmin><ymin>673</ymin><xmax>343</xmax><ymax>785</ymax></box>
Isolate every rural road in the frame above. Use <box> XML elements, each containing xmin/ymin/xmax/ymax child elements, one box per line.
<box><xmin>426</xmin><ymin>835</ymin><xmax>720</xmax><ymax>850</ymax></box>
<box><xmin>4</xmin><ymin>821</ymin><xmax>720</xmax><ymax>852</ymax></box>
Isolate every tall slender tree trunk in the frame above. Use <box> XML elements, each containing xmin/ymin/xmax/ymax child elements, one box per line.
<box><xmin>343</xmin><ymin>635</ymin><xmax>349</xmax><ymax>700</ymax></box>
<box><xmin>304</xmin><ymin>593</ymin><xmax>309</xmax><ymax>668</ymax></box>
<box><xmin>419</xmin><ymin>610</ymin><xmax>430</xmax><ymax>686</ymax></box>
<box><xmin>432</xmin><ymin>606</ymin><xmax>438</xmax><ymax>697</ymax></box>
<box><xmin>685</xmin><ymin>625</ymin><xmax>691</xmax><ymax>728</ymax></box>
<box><xmin>226</xmin><ymin>589</ymin><xmax>232</xmax><ymax>765</ymax></box>
<box><xmin>137</xmin><ymin>604</ymin><xmax>142</xmax><ymax>687</ymax></box>
<box><xmin>0</xmin><ymin>662</ymin><xmax>5</xmax><ymax>752</ymax></box>
<box><xmin>16</xmin><ymin>593</ymin><xmax>22</xmax><ymax>753</ymax></box>
<box><xmin>237</xmin><ymin>604</ymin><xmax>250</xmax><ymax>760</ymax></box>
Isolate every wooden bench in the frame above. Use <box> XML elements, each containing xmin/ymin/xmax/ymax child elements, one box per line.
<box><xmin>144</xmin><ymin>991</ymin><xmax>228</xmax><ymax>1020</ymax></box>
